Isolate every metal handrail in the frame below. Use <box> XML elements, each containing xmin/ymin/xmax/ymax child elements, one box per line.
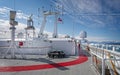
<box><xmin>83</xmin><ymin>45</ymin><xmax>120</xmax><ymax>75</ymax></box>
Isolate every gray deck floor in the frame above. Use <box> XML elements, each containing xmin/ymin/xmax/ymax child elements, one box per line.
<box><xmin>0</xmin><ymin>58</ymin><xmax>98</xmax><ymax>75</ymax></box>
<box><xmin>0</xmin><ymin>51</ymin><xmax>98</xmax><ymax>75</ymax></box>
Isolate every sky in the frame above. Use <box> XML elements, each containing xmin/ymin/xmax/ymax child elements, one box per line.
<box><xmin>0</xmin><ymin>0</ymin><xmax>120</xmax><ymax>41</ymax></box>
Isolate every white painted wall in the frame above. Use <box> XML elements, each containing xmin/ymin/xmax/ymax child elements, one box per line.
<box><xmin>50</xmin><ymin>39</ymin><xmax>76</xmax><ymax>55</ymax></box>
<box><xmin>0</xmin><ymin>38</ymin><xmax>76</xmax><ymax>55</ymax></box>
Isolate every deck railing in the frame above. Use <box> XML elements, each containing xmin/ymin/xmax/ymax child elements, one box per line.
<box><xmin>82</xmin><ymin>45</ymin><xmax>120</xmax><ymax>75</ymax></box>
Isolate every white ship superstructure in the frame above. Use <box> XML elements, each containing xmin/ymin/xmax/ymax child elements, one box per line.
<box><xmin>0</xmin><ymin>7</ymin><xmax>120</xmax><ymax>75</ymax></box>
<box><xmin>0</xmin><ymin>8</ymin><xmax>77</xmax><ymax>57</ymax></box>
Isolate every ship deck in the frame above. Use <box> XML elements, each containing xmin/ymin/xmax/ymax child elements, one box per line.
<box><xmin>0</xmin><ymin>50</ymin><xmax>98</xmax><ymax>75</ymax></box>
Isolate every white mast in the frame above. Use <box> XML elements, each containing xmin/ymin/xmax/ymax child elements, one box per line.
<box><xmin>38</xmin><ymin>13</ymin><xmax>47</xmax><ymax>38</ymax></box>
<box><xmin>38</xmin><ymin>10</ymin><xmax>59</xmax><ymax>38</ymax></box>
<box><xmin>3</xmin><ymin>11</ymin><xmax>25</xmax><ymax>59</ymax></box>
<box><xmin>3</xmin><ymin>11</ymin><xmax>18</xmax><ymax>58</ymax></box>
<box><xmin>53</xmin><ymin>12</ymin><xmax>58</xmax><ymax>38</ymax></box>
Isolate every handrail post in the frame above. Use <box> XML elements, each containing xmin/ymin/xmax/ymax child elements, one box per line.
<box><xmin>112</xmin><ymin>46</ymin><xmax>115</xmax><ymax>52</ymax></box>
<box><xmin>91</xmin><ymin>53</ymin><xmax>93</xmax><ymax>66</ymax></box>
<box><xmin>102</xmin><ymin>45</ymin><xmax>105</xmax><ymax>75</ymax></box>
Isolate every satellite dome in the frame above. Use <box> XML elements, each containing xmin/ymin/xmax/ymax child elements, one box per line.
<box><xmin>79</xmin><ymin>31</ymin><xmax>87</xmax><ymax>39</ymax></box>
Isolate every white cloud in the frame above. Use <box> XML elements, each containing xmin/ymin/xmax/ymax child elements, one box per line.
<box><xmin>0</xmin><ymin>19</ymin><xmax>63</xmax><ymax>39</ymax></box>
<box><xmin>55</xmin><ymin>0</ymin><xmax>105</xmax><ymax>28</ymax></box>
<box><xmin>0</xmin><ymin>7</ymin><xmax>29</xmax><ymax>37</ymax></box>
<box><xmin>54</xmin><ymin>0</ymin><xmax>119</xmax><ymax>29</ymax></box>
<box><xmin>0</xmin><ymin>6</ymin><xmax>65</xmax><ymax>39</ymax></box>
<box><xmin>0</xmin><ymin>7</ymin><xmax>54</xmax><ymax>39</ymax></box>
<box><xmin>16</xmin><ymin>12</ymin><xmax>28</xmax><ymax>20</ymax></box>
<box><xmin>87</xmin><ymin>36</ymin><xmax>107</xmax><ymax>41</ymax></box>
<box><xmin>0</xmin><ymin>19</ymin><xmax>26</xmax><ymax>38</ymax></box>
<box><xmin>75</xmin><ymin>35</ymin><xmax>107</xmax><ymax>41</ymax></box>
<box><xmin>59</xmin><ymin>0</ymin><xmax>102</xmax><ymax>14</ymax></box>
<box><xmin>0</xmin><ymin>7</ymin><xmax>12</xmax><ymax>15</ymax></box>
<box><xmin>104</xmin><ymin>0</ymin><xmax>120</xmax><ymax>11</ymax></box>
<box><xmin>0</xmin><ymin>7</ymin><xmax>29</xmax><ymax>20</ymax></box>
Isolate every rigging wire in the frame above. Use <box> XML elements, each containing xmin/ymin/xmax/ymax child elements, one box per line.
<box><xmin>13</xmin><ymin>0</ymin><xmax>16</xmax><ymax>10</ymax></box>
<box><xmin>51</xmin><ymin>0</ymin><xmax>120</xmax><ymax>16</ymax></box>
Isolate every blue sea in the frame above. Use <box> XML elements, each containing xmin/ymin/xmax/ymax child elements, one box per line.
<box><xmin>89</xmin><ymin>41</ymin><xmax>120</xmax><ymax>52</ymax></box>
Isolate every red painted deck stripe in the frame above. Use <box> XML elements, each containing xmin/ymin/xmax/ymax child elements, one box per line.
<box><xmin>0</xmin><ymin>47</ymin><xmax>88</xmax><ymax>72</ymax></box>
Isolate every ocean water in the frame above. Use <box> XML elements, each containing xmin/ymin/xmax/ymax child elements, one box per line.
<box><xmin>89</xmin><ymin>41</ymin><xmax>120</xmax><ymax>52</ymax></box>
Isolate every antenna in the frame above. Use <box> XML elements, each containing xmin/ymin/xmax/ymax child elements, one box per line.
<box><xmin>2</xmin><ymin>11</ymin><xmax>25</xmax><ymax>59</ymax></box>
<box><xmin>38</xmin><ymin>8</ymin><xmax>42</xmax><ymax>26</ymax></box>
<box><xmin>13</xmin><ymin>0</ymin><xmax>16</xmax><ymax>10</ymax></box>
<box><xmin>25</xmin><ymin>14</ymin><xmax>35</xmax><ymax>40</ymax></box>
<box><xmin>72</xmin><ymin>21</ymin><xmax>75</xmax><ymax>38</ymax></box>
<box><xmin>3</xmin><ymin>11</ymin><xmax>18</xmax><ymax>58</ymax></box>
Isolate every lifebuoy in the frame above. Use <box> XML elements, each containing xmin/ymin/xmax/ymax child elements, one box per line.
<box><xmin>19</xmin><ymin>42</ymin><xmax>23</xmax><ymax>46</ymax></box>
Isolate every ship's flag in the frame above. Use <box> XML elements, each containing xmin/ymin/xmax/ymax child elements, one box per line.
<box><xmin>58</xmin><ymin>17</ymin><xmax>63</xmax><ymax>23</ymax></box>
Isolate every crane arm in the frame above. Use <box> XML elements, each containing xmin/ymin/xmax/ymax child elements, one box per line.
<box><xmin>38</xmin><ymin>15</ymin><xmax>47</xmax><ymax>37</ymax></box>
